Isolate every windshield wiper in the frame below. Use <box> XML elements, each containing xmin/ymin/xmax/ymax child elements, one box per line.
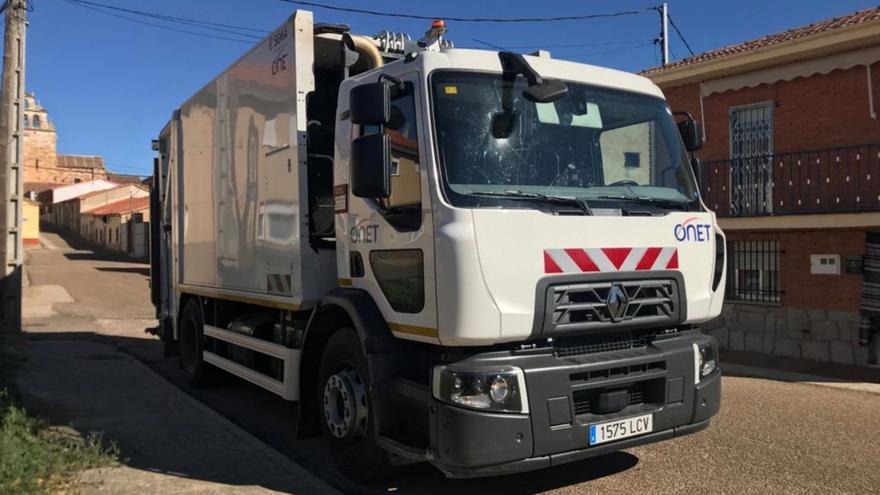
<box><xmin>595</xmin><ymin>194</ymin><xmax>691</xmax><ymax>210</ymax></box>
<box><xmin>470</xmin><ymin>190</ymin><xmax>593</xmax><ymax>215</ymax></box>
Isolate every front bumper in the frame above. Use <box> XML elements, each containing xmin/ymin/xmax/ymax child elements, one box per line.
<box><xmin>429</xmin><ymin>332</ymin><xmax>721</xmax><ymax>478</ymax></box>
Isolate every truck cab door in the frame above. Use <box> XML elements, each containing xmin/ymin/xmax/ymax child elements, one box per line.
<box><xmin>336</xmin><ymin>73</ymin><xmax>439</xmax><ymax>342</ymax></box>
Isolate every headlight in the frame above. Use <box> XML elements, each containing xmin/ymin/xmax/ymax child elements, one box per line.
<box><xmin>693</xmin><ymin>340</ymin><xmax>718</xmax><ymax>383</ymax></box>
<box><xmin>432</xmin><ymin>366</ymin><xmax>529</xmax><ymax>414</ymax></box>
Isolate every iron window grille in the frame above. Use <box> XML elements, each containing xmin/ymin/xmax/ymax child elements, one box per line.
<box><xmin>726</xmin><ymin>238</ymin><xmax>782</xmax><ymax>304</ymax></box>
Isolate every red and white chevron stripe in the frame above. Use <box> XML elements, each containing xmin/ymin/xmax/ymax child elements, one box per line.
<box><xmin>544</xmin><ymin>247</ymin><xmax>679</xmax><ymax>274</ymax></box>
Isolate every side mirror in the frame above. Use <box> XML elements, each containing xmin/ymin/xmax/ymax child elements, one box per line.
<box><xmin>351</xmin><ymin>133</ymin><xmax>391</xmax><ymax>198</ymax></box>
<box><xmin>677</xmin><ymin>117</ymin><xmax>704</xmax><ymax>152</ymax></box>
<box><xmin>350</xmin><ymin>82</ymin><xmax>390</xmax><ymax>125</ymax></box>
<box><xmin>523</xmin><ymin>80</ymin><xmax>568</xmax><ymax>103</ymax></box>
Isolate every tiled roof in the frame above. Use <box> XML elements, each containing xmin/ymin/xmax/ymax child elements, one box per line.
<box><xmin>107</xmin><ymin>173</ymin><xmax>144</xmax><ymax>184</ymax></box>
<box><xmin>642</xmin><ymin>6</ymin><xmax>880</xmax><ymax>76</ymax></box>
<box><xmin>56</xmin><ymin>154</ymin><xmax>106</xmax><ymax>170</ymax></box>
<box><xmin>76</xmin><ymin>184</ymin><xmax>129</xmax><ymax>201</ymax></box>
<box><xmin>87</xmin><ymin>196</ymin><xmax>150</xmax><ymax>216</ymax></box>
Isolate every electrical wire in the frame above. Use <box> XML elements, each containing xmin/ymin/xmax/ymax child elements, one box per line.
<box><xmin>278</xmin><ymin>0</ymin><xmax>656</xmax><ymax>23</ymax></box>
<box><xmin>563</xmin><ymin>41</ymin><xmax>656</xmax><ymax>60</ymax></box>
<box><xmin>60</xmin><ymin>0</ymin><xmax>258</xmax><ymax>44</ymax></box>
<box><xmin>472</xmin><ymin>38</ymin><xmax>656</xmax><ymax>50</ymax></box>
<box><xmin>65</xmin><ymin>0</ymin><xmax>267</xmax><ymax>37</ymax></box>
<box><xmin>668</xmin><ymin>14</ymin><xmax>695</xmax><ymax>57</ymax></box>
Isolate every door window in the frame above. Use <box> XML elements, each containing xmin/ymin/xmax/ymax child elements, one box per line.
<box><xmin>360</xmin><ymin>82</ymin><xmax>422</xmax><ymax>231</ymax></box>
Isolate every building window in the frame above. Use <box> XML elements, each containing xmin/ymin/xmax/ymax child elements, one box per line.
<box><xmin>726</xmin><ymin>239</ymin><xmax>781</xmax><ymax>304</ymax></box>
<box><xmin>32</xmin><ymin>114</ymin><xmax>41</xmax><ymax>129</ymax></box>
<box><xmin>623</xmin><ymin>152</ymin><xmax>641</xmax><ymax>168</ymax></box>
<box><xmin>23</xmin><ymin>114</ymin><xmax>28</xmax><ymax>128</ymax></box>
<box><xmin>729</xmin><ymin>102</ymin><xmax>774</xmax><ymax>215</ymax></box>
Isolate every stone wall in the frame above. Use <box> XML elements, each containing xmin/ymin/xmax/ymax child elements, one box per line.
<box><xmin>23</xmin><ymin>128</ymin><xmax>58</xmax><ymax>181</ymax></box>
<box><xmin>703</xmin><ymin>304</ymin><xmax>870</xmax><ymax>367</ymax></box>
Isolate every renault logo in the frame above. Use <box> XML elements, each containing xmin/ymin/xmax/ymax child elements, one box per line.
<box><xmin>606</xmin><ymin>284</ymin><xmax>629</xmax><ymax>322</ymax></box>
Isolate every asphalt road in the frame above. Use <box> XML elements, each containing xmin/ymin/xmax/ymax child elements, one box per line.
<box><xmin>23</xmin><ymin>230</ymin><xmax>880</xmax><ymax>494</ymax></box>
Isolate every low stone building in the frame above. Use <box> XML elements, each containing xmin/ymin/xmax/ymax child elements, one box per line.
<box><xmin>82</xmin><ymin>196</ymin><xmax>150</xmax><ymax>257</ymax></box>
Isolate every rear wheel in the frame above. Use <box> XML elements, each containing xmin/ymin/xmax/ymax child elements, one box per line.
<box><xmin>179</xmin><ymin>298</ymin><xmax>210</xmax><ymax>387</ymax></box>
<box><xmin>318</xmin><ymin>328</ymin><xmax>392</xmax><ymax>481</ymax></box>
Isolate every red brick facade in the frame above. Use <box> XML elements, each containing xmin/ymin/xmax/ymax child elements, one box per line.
<box><xmin>658</xmin><ymin>65</ymin><xmax>880</xmax><ymax>315</ymax></box>
<box><xmin>726</xmin><ymin>228</ymin><xmax>867</xmax><ymax>312</ymax></box>
<box><xmin>663</xmin><ymin>65</ymin><xmax>880</xmax><ymax>161</ymax></box>
<box><xmin>647</xmin><ymin>8</ymin><xmax>880</xmax><ymax>365</ymax></box>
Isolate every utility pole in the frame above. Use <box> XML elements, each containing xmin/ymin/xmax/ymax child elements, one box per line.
<box><xmin>0</xmin><ymin>0</ymin><xmax>26</xmax><ymax>333</ymax></box>
<box><xmin>660</xmin><ymin>2</ymin><xmax>669</xmax><ymax>66</ymax></box>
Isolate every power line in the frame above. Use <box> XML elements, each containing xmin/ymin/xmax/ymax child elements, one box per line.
<box><xmin>61</xmin><ymin>0</ymin><xmax>258</xmax><ymax>44</ymax></box>
<box><xmin>278</xmin><ymin>0</ymin><xmax>656</xmax><ymax>23</ymax></box>
<box><xmin>472</xmin><ymin>38</ymin><xmax>656</xmax><ymax>50</ymax></box>
<box><xmin>471</xmin><ymin>38</ymin><xmax>509</xmax><ymax>51</ymax></box>
<box><xmin>668</xmin><ymin>14</ymin><xmax>695</xmax><ymax>57</ymax></box>
<box><xmin>66</xmin><ymin>0</ymin><xmax>266</xmax><ymax>38</ymax></box>
<box><xmin>564</xmin><ymin>41</ymin><xmax>656</xmax><ymax>60</ymax></box>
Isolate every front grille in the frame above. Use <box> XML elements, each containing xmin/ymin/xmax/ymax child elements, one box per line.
<box><xmin>554</xmin><ymin>331</ymin><xmax>649</xmax><ymax>358</ymax></box>
<box><xmin>571</xmin><ymin>378</ymin><xmax>664</xmax><ymax>417</ymax></box>
<box><xmin>546</xmin><ymin>278</ymin><xmax>679</xmax><ymax>334</ymax></box>
<box><xmin>572</xmin><ymin>381</ymin><xmax>652</xmax><ymax>416</ymax></box>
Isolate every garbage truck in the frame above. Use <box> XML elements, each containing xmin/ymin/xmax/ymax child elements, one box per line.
<box><xmin>149</xmin><ymin>9</ymin><xmax>725</xmax><ymax>480</ymax></box>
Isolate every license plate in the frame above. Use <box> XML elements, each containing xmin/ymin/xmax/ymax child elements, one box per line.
<box><xmin>589</xmin><ymin>413</ymin><xmax>653</xmax><ymax>446</ymax></box>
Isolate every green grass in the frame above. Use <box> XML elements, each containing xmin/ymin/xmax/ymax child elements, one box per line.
<box><xmin>0</xmin><ymin>336</ymin><xmax>119</xmax><ymax>495</ymax></box>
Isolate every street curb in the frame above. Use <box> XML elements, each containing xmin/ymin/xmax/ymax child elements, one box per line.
<box><xmin>723</xmin><ymin>363</ymin><xmax>880</xmax><ymax>395</ymax></box>
<box><xmin>121</xmin><ymin>353</ymin><xmax>343</xmax><ymax>495</ymax></box>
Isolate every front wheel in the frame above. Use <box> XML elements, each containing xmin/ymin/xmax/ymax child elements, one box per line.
<box><xmin>178</xmin><ymin>298</ymin><xmax>211</xmax><ymax>387</ymax></box>
<box><xmin>318</xmin><ymin>328</ymin><xmax>392</xmax><ymax>481</ymax></box>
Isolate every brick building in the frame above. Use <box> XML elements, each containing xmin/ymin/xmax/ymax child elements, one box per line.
<box><xmin>23</xmin><ymin>92</ymin><xmax>108</xmax><ymax>187</ymax></box>
<box><xmin>644</xmin><ymin>8</ymin><xmax>880</xmax><ymax>367</ymax></box>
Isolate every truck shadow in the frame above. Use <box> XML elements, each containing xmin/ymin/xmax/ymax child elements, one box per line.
<box><xmin>21</xmin><ymin>329</ymin><xmax>643</xmax><ymax>495</ymax></box>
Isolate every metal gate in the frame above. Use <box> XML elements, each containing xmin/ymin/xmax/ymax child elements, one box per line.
<box><xmin>729</xmin><ymin>102</ymin><xmax>774</xmax><ymax>215</ymax></box>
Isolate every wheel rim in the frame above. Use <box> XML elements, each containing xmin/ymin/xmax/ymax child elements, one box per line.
<box><xmin>322</xmin><ymin>368</ymin><xmax>368</xmax><ymax>440</ymax></box>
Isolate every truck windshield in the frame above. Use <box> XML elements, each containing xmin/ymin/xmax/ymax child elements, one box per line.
<box><xmin>430</xmin><ymin>71</ymin><xmax>700</xmax><ymax>212</ymax></box>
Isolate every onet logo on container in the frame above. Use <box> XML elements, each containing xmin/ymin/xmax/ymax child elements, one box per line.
<box><xmin>674</xmin><ymin>217</ymin><xmax>712</xmax><ymax>242</ymax></box>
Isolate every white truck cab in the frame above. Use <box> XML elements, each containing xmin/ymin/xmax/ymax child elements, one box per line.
<box><xmin>150</xmin><ymin>10</ymin><xmax>724</xmax><ymax>480</ymax></box>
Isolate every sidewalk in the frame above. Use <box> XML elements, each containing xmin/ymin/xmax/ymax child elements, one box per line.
<box><xmin>17</xmin><ymin>338</ymin><xmax>339</xmax><ymax>494</ymax></box>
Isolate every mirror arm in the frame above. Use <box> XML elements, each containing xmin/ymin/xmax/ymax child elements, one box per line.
<box><xmin>499</xmin><ymin>51</ymin><xmax>544</xmax><ymax>87</ymax></box>
<box><xmin>672</xmin><ymin>111</ymin><xmax>695</xmax><ymax>120</ymax></box>
<box><xmin>690</xmin><ymin>153</ymin><xmax>702</xmax><ymax>186</ymax></box>
<box><xmin>379</xmin><ymin>73</ymin><xmax>405</xmax><ymax>91</ymax></box>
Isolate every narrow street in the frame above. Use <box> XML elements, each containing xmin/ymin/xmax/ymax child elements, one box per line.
<box><xmin>21</xmin><ymin>230</ymin><xmax>880</xmax><ymax>495</ymax></box>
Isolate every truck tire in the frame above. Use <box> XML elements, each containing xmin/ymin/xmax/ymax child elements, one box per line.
<box><xmin>318</xmin><ymin>328</ymin><xmax>392</xmax><ymax>481</ymax></box>
<box><xmin>179</xmin><ymin>298</ymin><xmax>210</xmax><ymax>388</ymax></box>
<box><xmin>161</xmin><ymin>316</ymin><xmax>178</xmax><ymax>358</ymax></box>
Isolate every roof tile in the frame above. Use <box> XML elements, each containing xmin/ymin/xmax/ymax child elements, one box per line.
<box><xmin>642</xmin><ymin>6</ymin><xmax>880</xmax><ymax>76</ymax></box>
<box><xmin>56</xmin><ymin>154</ymin><xmax>106</xmax><ymax>170</ymax></box>
<box><xmin>86</xmin><ymin>196</ymin><xmax>150</xmax><ymax>216</ymax></box>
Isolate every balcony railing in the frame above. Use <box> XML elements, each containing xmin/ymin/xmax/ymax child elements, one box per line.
<box><xmin>700</xmin><ymin>143</ymin><xmax>880</xmax><ymax>217</ymax></box>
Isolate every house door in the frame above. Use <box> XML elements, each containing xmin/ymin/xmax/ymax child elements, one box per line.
<box><xmin>729</xmin><ymin>102</ymin><xmax>773</xmax><ymax>215</ymax></box>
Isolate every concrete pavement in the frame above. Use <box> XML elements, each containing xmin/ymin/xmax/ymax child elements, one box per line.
<box><xmin>21</xmin><ymin>230</ymin><xmax>339</xmax><ymax>494</ymax></box>
<box><xmin>21</xmin><ymin>229</ymin><xmax>880</xmax><ymax>494</ymax></box>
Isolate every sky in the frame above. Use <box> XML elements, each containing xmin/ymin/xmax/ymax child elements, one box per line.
<box><xmin>16</xmin><ymin>0</ymin><xmax>880</xmax><ymax>177</ymax></box>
